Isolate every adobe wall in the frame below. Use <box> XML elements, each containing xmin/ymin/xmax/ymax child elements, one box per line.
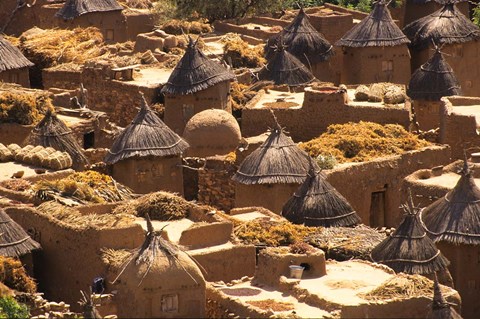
<box><xmin>307</xmin><ymin>7</ymin><xmax>354</xmax><ymax>44</ymax></box>
<box><xmin>439</xmin><ymin>96</ymin><xmax>480</xmax><ymax>160</ymax></box>
<box><xmin>235</xmin><ymin>183</ymin><xmax>301</xmax><ymax>214</ymax></box>
<box><xmin>0</xmin><ymin>68</ymin><xmax>30</xmax><ymax>88</ymax></box>
<box><xmin>312</xmin><ymin>54</ymin><xmax>342</xmax><ymax>85</ymax></box>
<box><xmin>241</xmin><ymin>88</ymin><xmax>410</xmax><ymax>141</ymax></box>
<box><xmin>340</xmin><ymin>45</ymin><xmax>411</xmax><ymax>85</ymax></box>
<box><xmin>164</xmin><ymin>81</ymin><xmax>232</xmax><ymax>135</ymax></box>
<box><xmin>124</xmin><ymin>10</ymin><xmax>157</xmax><ymax>41</ymax></box>
<box><xmin>179</xmin><ymin>222</ymin><xmax>232</xmax><ymax>249</ymax></box>
<box><xmin>0</xmin><ymin>123</ymin><xmax>33</xmax><ymax>145</ymax></box>
<box><xmin>325</xmin><ymin>145</ymin><xmax>451</xmax><ymax>227</ymax></box>
<box><xmin>413</xmin><ymin>100</ymin><xmax>442</xmax><ymax>131</ymax></box>
<box><xmin>402</xmin><ymin>167</ymin><xmax>452</xmax><ymax>208</ymax></box>
<box><xmin>198</xmin><ymin>157</ymin><xmax>236</xmax><ymax>211</ymax></box>
<box><xmin>82</xmin><ymin>64</ymin><xmax>159</xmax><ymax>126</ymax></box>
<box><xmin>42</xmin><ymin>68</ymin><xmax>82</xmax><ymax>90</ymax></box>
<box><xmin>212</xmin><ymin>19</ymin><xmax>279</xmax><ymax>40</ymax></box>
<box><xmin>4</xmin><ymin>205</ymin><xmax>144</xmax><ymax>310</ymax></box>
<box><xmin>112</xmin><ymin>155</ymin><xmax>184</xmax><ymax>195</ymax></box>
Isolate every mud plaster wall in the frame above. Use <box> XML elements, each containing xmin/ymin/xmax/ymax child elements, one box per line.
<box><xmin>82</xmin><ymin>65</ymin><xmax>159</xmax><ymax>126</ymax></box>
<box><xmin>179</xmin><ymin>222</ymin><xmax>232</xmax><ymax>249</ymax></box>
<box><xmin>198</xmin><ymin>158</ymin><xmax>236</xmax><ymax>211</ymax></box>
<box><xmin>325</xmin><ymin>146</ymin><xmax>451</xmax><ymax>227</ymax></box>
<box><xmin>0</xmin><ymin>123</ymin><xmax>33</xmax><ymax>145</ymax></box>
<box><xmin>340</xmin><ymin>45</ymin><xmax>411</xmax><ymax>85</ymax></box>
<box><xmin>402</xmin><ymin>168</ymin><xmax>452</xmax><ymax>208</ymax></box>
<box><xmin>439</xmin><ymin>96</ymin><xmax>480</xmax><ymax>160</ymax></box>
<box><xmin>164</xmin><ymin>81</ymin><xmax>232</xmax><ymax>135</ymax></box>
<box><xmin>411</xmin><ymin>41</ymin><xmax>480</xmax><ymax>97</ymax></box>
<box><xmin>112</xmin><ymin>155</ymin><xmax>184</xmax><ymax>195</ymax></box>
<box><xmin>235</xmin><ymin>183</ymin><xmax>301</xmax><ymax>214</ymax></box>
<box><xmin>0</xmin><ymin>68</ymin><xmax>30</xmax><ymax>88</ymax></box>
<box><xmin>42</xmin><ymin>68</ymin><xmax>82</xmax><ymax>90</ymax></box>
<box><xmin>241</xmin><ymin>89</ymin><xmax>410</xmax><ymax>141</ymax></box>
<box><xmin>312</xmin><ymin>54</ymin><xmax>342</xmax><ymax>85</ymax></box>
<box><xmin>307</xmin><ymin>8</ymin><xmax>353</xmax><ymax>44</ymax></box>
<box><xmin>4</xmin><ymin>206</ymin><xmax>144</xmax><ymax>311</ymax></box>
<box><xmin>412</xmin><ymin>100</ymin><xmax>442</xmax><ymax>131</ymax></box>
<box><xmin>206</xmin><ymin>285</ymin><xmax>267</xmax><ymax>318</ymax></box>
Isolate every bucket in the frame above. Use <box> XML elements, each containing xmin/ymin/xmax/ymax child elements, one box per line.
<box><xmin>289</xmin><ymin>265</ymin><xmax>305</xmax><ymax>279</ymax></box>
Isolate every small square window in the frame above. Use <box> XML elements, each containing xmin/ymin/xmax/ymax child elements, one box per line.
<box><xmin>161</xmin><ymin>294</ymin><xmax>178</xmax><ymax>313</ymax></box>
<box><xmin>10</xmin><ymin>73</ymin><xmax>19</xmax><ymax>84</ymax></box>
<box><xmin>382</xmin><ymin>60</ymin><xmax>393</xmax><ymax>72</ymax></box>
<box><xmin>106</xmin><ymin>29</ymin><xmax>114</xmax><ymax>41</ymax></box>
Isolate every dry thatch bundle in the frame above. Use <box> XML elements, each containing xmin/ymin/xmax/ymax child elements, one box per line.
<box><xmin>371</xmin><ymin>195</ymin><xmax>449</xmax><ymax>275</ymax></box>
<box><xmin>0</xmin><ymin>256</ymin><xmax>36</xmax><ymax>294</ymax></box>
<box><xmin>55</xmin><ymin>0</ymin><xmax>123</xmax><ymax>20</ymax></box>
<box><xmin>160</xmin><ymin>20</ymin><xmax>212</xmax><ymax>35</ymax></box>
<box><xmin>222</xmin><ymin>34</ymin><xmax>265</xmax><ymax>68</ymax></box>
<box><xmin>407</xmin><ymin>49</ymin><xmax>462</xmax><ymax>101</ymax></box>
<box><xmin>299</xmin><ymin>121</ymin><xmax>431</xmax><ymax>163</ymax></box>
<box><xmin>421</xmin><ymin>159</ymin><xmax>480</xmax><ymax>245</ymax></box>
<box><xmin>0</xmin><ymin>91</ymin><xmax>53</xmax><ymax>125</ymax></box>
<box><xmin>112</xmin><ymin>191</ymin><xmax>190</xmax><ymax>221</ymax></box>
<box><xmin>360</xmin><ymin>273</ymin><xmax>435</xmax><ymax>301</ymax></box>
<box><xmin>258</xmin><ymin>44</ymin><xmax>316</xmax><ymax>87</ymax></box>
<box><xmin>233</xmin><ymin>220</ymin><xmax>316</xmax><ymax>247</ymax></box>
<box><xmin>29</xmin><ymin>110</ymin><xmax>89</xmax><ymax>170</ymax></box>
<box><xmin>0</xmin><ymin>179</ymin><xmax>31</xmax><ymax>192</ymax></box>
<box><xmin>232</xmin><ymin>127</ymin><xmax>311</xmax><ymax>185</ymax></box>
<box><xmin>282</xmin><ymin>165</ymin><xmax>361</xmax><ymax>227</ymax></box>
<box><xmin>428</xmin><ymin>277</ymin><xmax>462</xmax><ymax>319</ymax></box>
<box><xmin>37</xmin><ymin>201</ymin><xmax>134</xmax><ymax>229</ymax></box>
<box><xmin>265</xmin><ymin>8</ymin><xmax>333</xmax><ymax>65</ymax></box>
<box><xmin>336</xmin><ymin>1</ymin><xmax>410</xmax><ymax>48</ymax></box>
<box><xmin>161</xmin><ymin>37</ymin><xmax>235</xmax><ymax>95</ymax></box>
<box><xmin>34</xmin><ymin>171</ymin><xmax>134</xmax><ymax>204</ymax></box>
<box><xmin>306</xmin><ymin>225</ymin><xmax>385</xmax><ymax>260</ymax></box>
<box><xmin>0</xmin><ymin>208</ymin><xmax>40</xmax><ymax>258</ymax></box>
<box><xmin>0</xmin><ymin>35</ymin><xmax>33</xmax><ymax>72</ymax></box>
<box><xmin>403</xmin><ymin>3</ymin><xmax>480</xmax><ymax>50</ymax></box>
<box><xmin>230</xmin><ymin>82</ymin><xmax>259</xmax><ymax>111</ymax></box>
<box><xmin>104</xmin><ymin>94</ymin><xmax>188</xmax><ymax>164</ymax></box>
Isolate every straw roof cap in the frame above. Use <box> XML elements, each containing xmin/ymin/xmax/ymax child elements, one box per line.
<box><xmin>407</xmin><ymin>49</ymin><xmax>462</xmax><ymax>101</ymax></box>
<box><xmin>0</xmin><ymin>36</ymin><xmax>33</xmax><ymax>72</ymax></box>
<box><xmin>232</xmin><ymin>127</ymin><xmax>311</xmax><ymax>185</ymax></box>
<box><xmin>403</xmin><ymin>3</ymin><xmax>480</xmax><ymax>50</ymax></box>
<box><xmin>161</xmin><ymin>38</ymin><xmax>235</xmax><ymax>96</ymax></box>
<box><xmin>421</xmin><ymin>159</ymin><xmax>480</xmax><ymax>245</ymax></box>
<box><xmin>265</xmin><ymin>8</ymin><xmax>333</xmax><ymax>64</ymax></box>
<box><xmin>105</xmin><ymin>94</ymin><xmax>189</xmax><ymax>164</ymax></box>
<box><xmin>282</xmin><ymin>166</ymin><xmax>361</xmax><ymax>227</ymax></box>
<box><xmin>427</xmin><ymin>277</ymin><xmax>462</xmax><ymax>319</ymax></box>
<box><xmin>0</xmin><ymin>208</ymin><xmax>41</xmax><ymax>258</ymax></box>
<box><xmin>336</xmin><ymin>1</ymin><xmax>410</xmax><ymax>47</ymax></box>
<box><xmin>371</xmin><ymin>195</ymin><xmax>450</xmax><ymax>274</ymax></box>
<box><xmin>55</xmin><ymin>0</ymin><xmax>123</xmax><ymax>20</ymax></box>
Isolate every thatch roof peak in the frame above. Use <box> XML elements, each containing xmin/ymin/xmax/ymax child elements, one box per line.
<box><xmin>403</xmin><ymin>3</ymin><xmax>480</xmax><ymax>50</ymax></box>
<box><xmin>371</xmin><ymin>197</ymin><xmax>450</xmax><ymax>274</ymax></box>
<box><xmin>282</xmin><ymin>163</ymin><xmax>361</xmax><ymax>227</ymax></box>
<box><xmin>104</xmin><ymin>95</ymin><xmax>189</xmax><ymax>164</ymax></box>
<box><xmin>407</xmin><ymin>49</ymin><xmax>461</xmax><ymax>101</ymax></box>
<box><xmin>55</xmin><ymin>0</ymin><xmax>123</xmax><ymax>20</ymax></box>
<box><xmin>265</xmin><ymin>8</ymin><xmax>333</xmax><ymax>64</ymax></box>
<box><xmin>232</xmin><ymin>127</ymin><xmax>311</xmax><ymax>185</ymax></box>
<box><xmin>421</xmin><ymin>159</ymin><xmax>480</xmax><ymax>245</ymax></box>
<box><xmin>161</xmin><ymin>39</ymin><xmax>235</xmax><ymax>96</ymax></box>
<box><xmin>428</xmin><ymin>277</ymin><xmax>463</xmax><ymax>319</ymax></box>
<box><xmin>0</xmin><ymin>208</ymin><xmax>41</xmax><ymax>258</ymax></box>
<box><xmin>0</xmin><ymin>36</ymin><xmax>33</xmax><ymax>72</ymax></box>
<box><xmin>336</xmin><ymin>1</ymin><xmax>410</xmax><ymax>47</ymax></box>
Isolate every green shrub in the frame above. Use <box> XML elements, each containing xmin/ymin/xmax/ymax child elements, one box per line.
<box><xmin>0</xmin><ymin>297</ymin><xmax>29</xmax><ymax>319</ymax></box>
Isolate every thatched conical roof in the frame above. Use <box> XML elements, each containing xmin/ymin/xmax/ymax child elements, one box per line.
<box><xmin>0</xmin><ymin>36</ymin><xmax>33</xmax><ymax>72</ymax></box>
<box><xmin>336</xmin><ymin>1</ymin><xmax>410</xmax><ymax>47</ymax></box>
<box><xmin>265</xmin><ymin>8</ymin><xmax>333</xmax><ymax>64</ymax></box>
<box><xmin>282</xmin><ymin>165</ymin><xmax>361</xmax><ymax>227</ymax></box>
<box><xmin>421</xmin><ymin>159</ymin><xmax>480</xmax><ymax>245</ymax></box>
<box><xmin>427</xmin><ymin>277</ymin><xmax>462</xmax><ymax>319</ymax></box>
<box><xmin>31</xmin><ymin>110</ymin><xmax>89</xmax><ymax>169</ymax></box>
<box><xmin>407</xmin><ymin>49</ymin><xmax>461</xmax><ymax>101</ymax></box>
<box><xmin>403</xmin><ymin>3</ymin><xmax>480</xmax><ymax>50</ymax></box>
<box><xmin>55</xmin><ymin>0</ymin><xmax>123</xmax><ymax>20</ymax></box>
<box><xmin>105</xmin><ymin>94</ymin><xmax>189</xmax><ymax>164</ymax></box>
<box><xmin>161</xmin><ymin>38</ymin><xmax>235</xmax><ymax>96</ymax></box>
<box><xmin>0</xmin><ymin>208</ymin><xmax>41</xmax><ymax>258</ymax></box>
<box><xmin>258</xmin><ymin>45</ymin><xmax>316</xmax><ymax>87</ymax></box>
<box><xmin>232</xmin><ymin>126</ymin><xmax>311</xmax><ymax>185</ymax></box>
<box><xmin>371</xmin><ymin>195</ymin><xmax>450</xmax><ymax>274</ymax></box>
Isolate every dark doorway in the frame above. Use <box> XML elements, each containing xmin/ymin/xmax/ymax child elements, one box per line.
<box><xmin>370</xmin><ymin>191</ymin><xmax>386</xmax><ymax>227</ymax></box>
<box><xmin>83</xmin><ymin>131</ymin><xmax>95</xmax><ymax>149</ymax></box>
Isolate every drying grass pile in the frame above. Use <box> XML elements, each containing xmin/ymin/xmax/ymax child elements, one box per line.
<box><xmin>246</xmin><ymin>299</ymin><xmax>294</xmax><ymax>312</ymax></box>
<box><xmin>37</xmin><ymin>201</ymin><xmax>134</xmax><ymax>229</ymax></box>
<box><xmin>306</xmin><ymin>225</ymin><xmax>385</xmax><ymax>260</ymax></box>
<box><xmin>119</xmin><ymin>0</ymin><xmax>154</xmax><ymax>9</ymax></box>
<box><xmin>34</xmin><ymin>171</ymin><xmax>133</xmax><ymax>204</ymax></box>
<box><xmin>360</xmin><ymin>274</ymin><xmax>436</xmax><ymax>301</ymax></box>
<box><xmin>0</xmin><ymin>92</ymin><xmax>53</xmax><ymax>125</ymax></box>
<box><xmin>0</xmin><ymin>256</ymin><xmax>36</xmax><ymax>294</ymax></box>
<box><xmin>112</xmin><ymin>191</ymin><xmax>190</xmax><ymax>221</ymax></box>
<box><xmin>221</xmin><ymin>33</ymin><xmax>265</xmax><ymax>68</ymax></box>
<box><xmin>300</xmin><ymin>121</ymin><xmax>430</xmax><ymax>163</ymax></box>
<box><xmin>101</xmin><ymin>248</ymin><xmax>132</xmax><ymax>270</ymax></box>
<box><xmin>161</xmin><ymin>19</ymin><xmax>212</xmax><ymax>35</ymax></box>
<box><xmin>0</xmin><ymin>180</ymin><xmax>31</xmax><ymax>192</ymax></box>
<box><xmin>234</xmin><ymin>220</ymin><xmax>316</xmax><ymax>247</ymax></box>
<box><xmin>230</xmin><ymin>82</ymin><xmax>261</xmax><ymax>111</ymax></box>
